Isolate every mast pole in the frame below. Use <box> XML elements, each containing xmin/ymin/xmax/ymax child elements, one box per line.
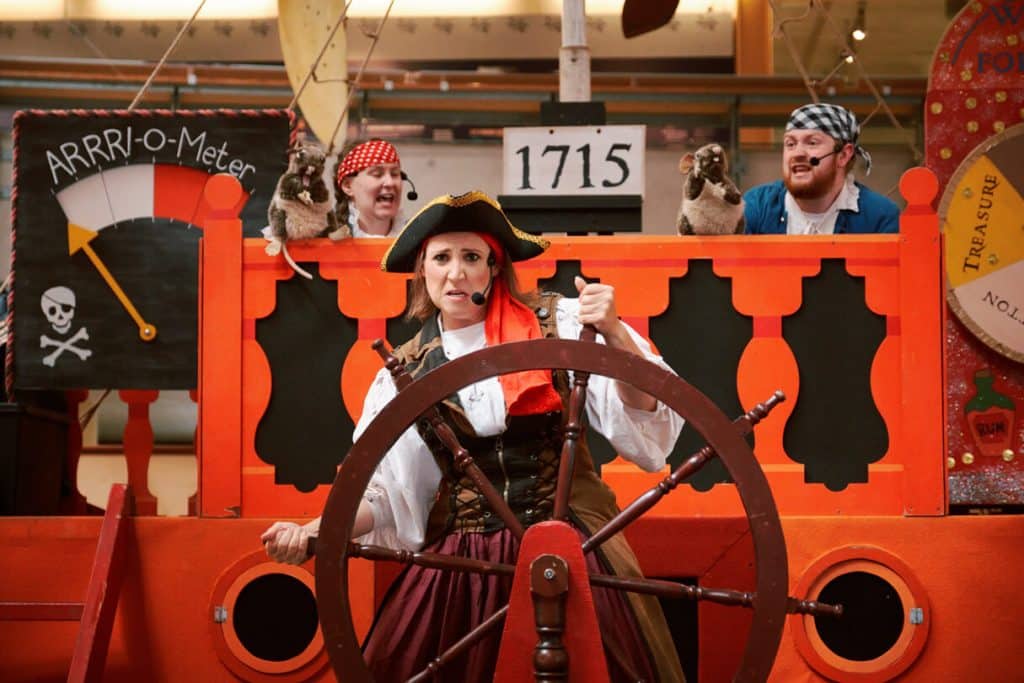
<box><xmin>559</xmin><ymin>0</ymin><xmax>591</xmax><ymax>102</ymax></box>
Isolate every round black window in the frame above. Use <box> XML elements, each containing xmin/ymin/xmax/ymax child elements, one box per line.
<box><xmin>233</xmin><ymin>573</ymin><xmax>319</xmax><ymax>662</ymax></box>
<box><xmin>813</xmin><ymin>571</ymin><xmax>904</xmax><ymax>662</ymax></box>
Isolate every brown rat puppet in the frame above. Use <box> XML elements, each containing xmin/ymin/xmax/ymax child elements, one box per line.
<box><xmin>676</xmin><ymin>143</ymin><xmax>745</xmax><ymax>235</ymax></box>
<box><xmin>265</xmin><ymin>141</ymin><xmax>349</xmax><ymax>279</ymax></box>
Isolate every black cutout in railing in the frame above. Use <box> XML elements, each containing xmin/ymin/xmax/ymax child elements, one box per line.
<box><xmin>385</xmin><ymin>279</ymin><xmax>421</xmax><ymax>349</ymax></box>
<box><xmin>255</xmin><ymin>264</ymin><xmax>357</xmax><ymax>492</ymax></box>
<box><xmin>538</xmin><ymin>259</ymin><xmax>588</xmax><ymax>298</ymax></box>
<box><xmin>783</xmin><ymin>259</ymin><xmax>888</xmax><ymax>491</ymax></box>
<box><xmin>650</xmin><ymin>260</ymin><xmax>752</xmax><ymax>491</ymax></box>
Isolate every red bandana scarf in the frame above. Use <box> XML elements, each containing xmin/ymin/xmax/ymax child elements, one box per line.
<box><xmin>476</xmin><ymin>233</ymin><xmax>563</xmax><ymax>416</ymax></box>
<box><xmin>336</xmin><ymin>139</ymin><xmax>400</xmax><ymax>185</ymax></box>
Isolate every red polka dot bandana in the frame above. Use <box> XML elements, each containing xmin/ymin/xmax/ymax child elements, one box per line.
<box><xmin>336</xmin><ymin>139</ymin><xmax>400</xmax><ymax>185</ymax></box>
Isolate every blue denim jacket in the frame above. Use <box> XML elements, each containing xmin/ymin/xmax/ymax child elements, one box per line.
<box><xmin>743</xmin><ymin>180</ymin><xmax>900</xmax><ymax>234</ymax></box>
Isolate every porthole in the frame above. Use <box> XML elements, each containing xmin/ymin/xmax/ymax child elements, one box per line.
<box><xmin>209</xmin><ymin>551</ymin><xmax>327</xmax><ymax>681</ymax></box>
<box><xmin>792</xmin><ymin>547</ymin><xmax>929</xmax><ymax>681</ymax></box>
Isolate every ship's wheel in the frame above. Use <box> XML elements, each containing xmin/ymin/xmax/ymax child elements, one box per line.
<box><xmin>314</xmin><ymin>334</ymin><xmax>831</xmax><ymax>682</ymax></box>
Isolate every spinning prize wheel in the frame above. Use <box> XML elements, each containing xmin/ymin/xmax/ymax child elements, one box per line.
<box><xmin>315</xmin><ymin>334</ymin><xmax>836</xmax><ymax>681</ymax></box>
<box><xmin>939</xmin><ymin>123</ymin><xmax>1024</xmax><ymax>364</ymax></box>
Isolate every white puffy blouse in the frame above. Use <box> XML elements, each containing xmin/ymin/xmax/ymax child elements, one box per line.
<box><xmin>354</xmin><ymin>297</ymin><xmax>684</xmax><ymax>550</ymax></box>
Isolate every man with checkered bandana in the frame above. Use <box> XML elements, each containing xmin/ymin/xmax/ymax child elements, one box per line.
<box><xmin>743</xmin><ymin>103</ymin><xmax>899</xmax><ymax>235</ymax></box>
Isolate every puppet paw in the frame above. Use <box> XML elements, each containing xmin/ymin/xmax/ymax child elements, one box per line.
<box><xmin>327</xmin><ymin>226</ymin><xmax>351</xmax><ymax>241</ymax></box>
<box><xmin>265</xmin><ymin>239</ymin><xmax>283</xmax><ymax>256</ymax></box>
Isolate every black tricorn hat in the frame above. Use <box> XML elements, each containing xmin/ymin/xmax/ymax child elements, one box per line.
<box><xmin>381</xmin><ymin>191</ymin><xmax>550</xmax><ymax>272</ymax></box>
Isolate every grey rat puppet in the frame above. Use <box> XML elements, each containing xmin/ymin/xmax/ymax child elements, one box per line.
<box><xmin>265</xmin><ymin>141</ymin><xmax>349</xmax><ymax>279</ymax></box>
<box><xmin>676</xmin><ymin>143</ymin><xmax>745</xmax><ymax>235</ymax></box>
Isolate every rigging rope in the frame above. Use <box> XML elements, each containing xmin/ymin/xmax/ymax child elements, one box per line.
<box><xmin>326</xmin><ymin>0</ymin><xmax>397</xmax><ymax>155</ymax></box>
<box><xmin>79</xmin><ymin>389</ymin><xmax>112</xmax><ymax>432</ymax></box>
<box><xmin>287</xmin><ymin>0</ymin><xmax>355</xmax><ymax>112</ymax></box>
<box><xmin>127</xmin><ymin>0</ymin><xmax>208</xmax><ymax>111</ymax></box>
<box><xmin>767</xmin><ymin>0</ymin><xmax>922</xmax><ymax>166</ymax></box>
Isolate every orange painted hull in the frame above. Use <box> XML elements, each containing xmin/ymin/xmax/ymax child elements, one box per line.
<box><xmin>2</xmin><ymin>514</ymin><xmax>1021</xmax><ymax>682</ymax></box>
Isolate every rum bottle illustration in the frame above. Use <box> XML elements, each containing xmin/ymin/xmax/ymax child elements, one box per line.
<box><xmin>964</xmin><ymin>369</ymin><xmax>1016</xmax><ymax>457</ymax></box>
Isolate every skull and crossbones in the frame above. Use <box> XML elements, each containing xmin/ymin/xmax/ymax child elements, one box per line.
<box><xmin>39</xmin><ymin>286</ymin><xmax>92</xmax><ymax>366</ymax></box>
<box><xmin>41</xmin><ymin>286</ymin><xmax>75</xmax><ymax>334</ymax></box>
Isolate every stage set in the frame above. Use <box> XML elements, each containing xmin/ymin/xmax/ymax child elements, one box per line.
<box><xmin>2</xmin><ymin>1</ymin><xmax>1024</xmax><ymax>682</ymax></box>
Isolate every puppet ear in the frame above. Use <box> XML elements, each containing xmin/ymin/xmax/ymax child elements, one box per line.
<box><xmin>287</xmin><ymin>131</ymin><xmax>310</xmax><ymax>153</ymax></box>
<box><xmin>679</xmin><ymin>153</ymin><xmax>695</xmax><ymax>175</ymax></box>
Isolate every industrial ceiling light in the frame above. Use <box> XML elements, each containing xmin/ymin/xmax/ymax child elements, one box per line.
<box><xmin>850</xmin><ymin>0</ymin><xmax>867</xmax><ymax>41</ymax></box>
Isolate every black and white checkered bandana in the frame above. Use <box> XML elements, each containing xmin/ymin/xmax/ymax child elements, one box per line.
<box><xmin>786</xmin><ymin>103</ymin><xmax>872</xmax><ymax>174</ymax></box>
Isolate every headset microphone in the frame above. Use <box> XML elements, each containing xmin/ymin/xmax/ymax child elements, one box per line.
<box><xmin>809</xmin><ymin>144</ymin><xmax>844</xmax><ymax>167</ymax></box>
<box><xmin>809</xmin><ymin>151</ymin><xmax>836</xmax><ymax>167</ymax></box>
<box><xmin>400</xmin><ymin>171</ymin><xmax>418</xmax><ymax>201</ymax></box>
<box><xmin>471</xmin><ymin>255</ymin><xmax>497</xmax><ymax>306</ymax></box>
<box><xmin>470</xmin><ymin>279</ymin><xmax>492</xmax><ymax>306</ymax></box>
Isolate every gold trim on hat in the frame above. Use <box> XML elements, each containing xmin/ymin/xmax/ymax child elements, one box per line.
<box><xmin>380</xmin><ymin>190</ymin><xmax>550</xmax><ymax>271</ymax></box>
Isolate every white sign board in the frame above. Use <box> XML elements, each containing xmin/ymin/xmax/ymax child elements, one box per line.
<box><xmin>502</xmin><ymin>125</ymin><xmax>645</xmax><ymax>197</ymax></box>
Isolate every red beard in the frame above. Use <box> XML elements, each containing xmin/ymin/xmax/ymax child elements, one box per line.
<box><xmin>784</xmin><ymin>164</ymin><xmax>839</xmax><ymax>200</ymax></box>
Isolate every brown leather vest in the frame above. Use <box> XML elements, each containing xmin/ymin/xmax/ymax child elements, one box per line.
<box><xmin>394</xmin><ymin>299</ymin><xmax>689</xmax><ymax>681</ymax></box>
<box><xmin>392</xmin><ymin>293</ymin><xmax>607</xmax><ymax>540</ymax></box>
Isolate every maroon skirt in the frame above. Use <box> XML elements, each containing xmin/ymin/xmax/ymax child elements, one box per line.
<box><xmin>362</xmin><ymin>528</ymin><xmax>658</xmax><ymax>682</ymax></box>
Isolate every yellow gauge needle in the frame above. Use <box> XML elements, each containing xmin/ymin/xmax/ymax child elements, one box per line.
<box><xmin>67</xmin><ymin>222</ymin><xmax>158</xmax><ymax>342</ymax></box>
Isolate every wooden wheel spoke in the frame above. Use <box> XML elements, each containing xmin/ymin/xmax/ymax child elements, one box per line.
<box><xmin>582</xmin><ymin>391</ymin><xmax>786</xmax><ymax>554</ymax></box>
<box><xmin>348</xmin><ymin>542</ymin><xmax>515</xmax><ymax>578</ymax></box>
<box><xmin>318</xmin><ymin>337</ymin><xmax>791</xmax><ymax>682</ymax></box>
<box><xmin>407</xmin><ymin>605</ymin><xmax>509</xmax><ymax>683</ymax></box>
<box><xmin>372</xmin><ymin>339</ymin><xmax>525</xmax><ymax>539</ymax></box>
<box><xmin>587</xmin><ymin>573</ymin><xmax>841</xmax><ymax>617</ymax></box>
<box><xmin>552</xmin><ymin>324</ymin><xmax>598</xmax><ymax>521</ymax></box>
<box><xmin>785</xmin><ymin>596</ymin><xmax>843</xmax><ymax>618</ymax></box>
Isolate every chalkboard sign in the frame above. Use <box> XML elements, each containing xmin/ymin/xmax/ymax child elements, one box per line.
<box><xmin>9</xmin><ymin>109</ymin><xmax>293</xmax><ymax>390</ymax></box>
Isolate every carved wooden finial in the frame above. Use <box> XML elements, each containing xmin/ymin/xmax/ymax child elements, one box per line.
<box><xmin>899</xmin><ymin>166</ymin><xmax>939</xmax><ymax>212</ymax></box>
<box><xmin>203</xmin><ymin>173</ymin><xmax>243</xmax><ymax>215</ymax></box>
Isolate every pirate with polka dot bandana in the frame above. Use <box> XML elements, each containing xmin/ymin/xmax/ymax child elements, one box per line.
<box><xmin>333</xmin><ymin>139</ymin><xmax>410</xmax><ymax>237</ymax></box>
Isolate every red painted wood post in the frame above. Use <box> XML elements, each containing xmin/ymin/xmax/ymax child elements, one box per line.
<box><xmin>898</xmin><ymin>167</ymin><xmax>946</xmax><ymax>516</ymax></box>
<box><xmin>494</xmin><ymin>521</ymin><xmax>610</xmax><ymax>683</ymax></box>
<box><xmin>118</xmin><ymin>390</ymin><xmax>158</xmax><ymax>515</ymax></box>
<box><xmin>67</xmin><ymin>483</ymin><xmax>132</xmax><ymax>683</ymax></box>
<box><xmin>198</xmin><ymin>174</ymin><xmax>245</xmax><ymax>518</ymax></box>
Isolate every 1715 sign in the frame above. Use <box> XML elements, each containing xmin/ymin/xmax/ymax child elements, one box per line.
<box><xmin>502</xmin><ymin>125</ymin><xmax>645</xmax><ymax>197</ymax></box>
